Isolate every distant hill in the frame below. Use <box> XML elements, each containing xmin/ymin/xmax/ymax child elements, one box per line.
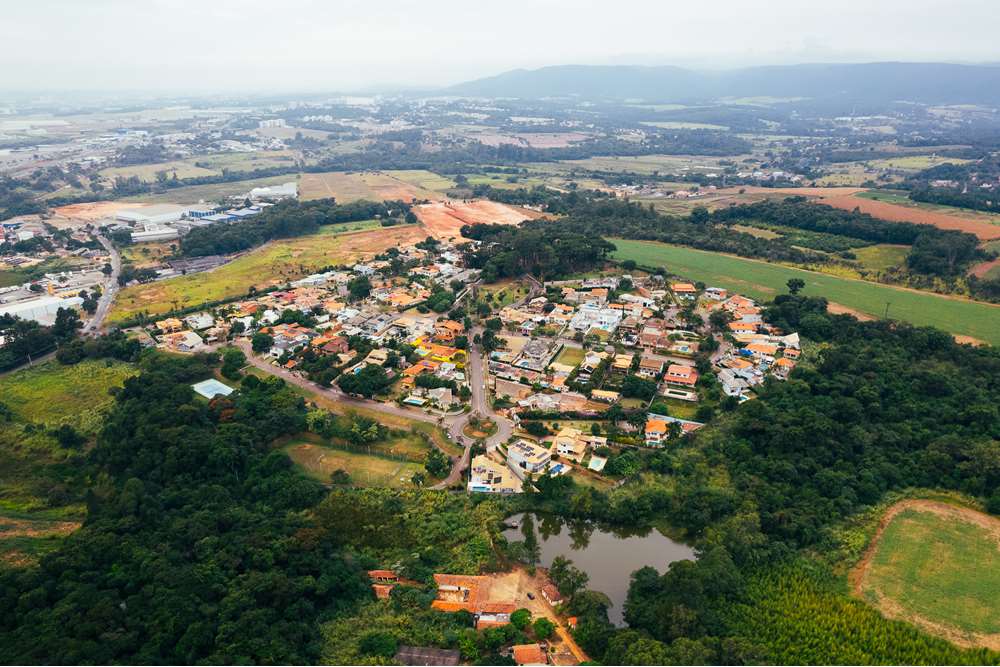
<box><xmin>446</xmin><ymin>62</ymin><xmax>1000</xmax><ymax>105</ymax></box>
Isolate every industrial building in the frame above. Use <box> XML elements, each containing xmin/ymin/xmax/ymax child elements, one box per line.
<box><xmin>0</xmin><ymin>295</ymin><xmax>84</xmax><ymax>325</ymax></box>
<box><xmin>116</xmin><ymin>204</ymin><xmax>190</xmax><ymax>226</ymax></box>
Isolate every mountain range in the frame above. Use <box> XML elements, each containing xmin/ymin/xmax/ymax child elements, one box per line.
<box><xmin>446</xmin><ymin>62</ymin><xmax>1000</xmax><ymax>105</ymax></box>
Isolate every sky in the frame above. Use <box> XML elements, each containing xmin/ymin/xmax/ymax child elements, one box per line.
<box><xmin>2</xmin><ymin>0</ymin><xmax>999</xmax><ymax>93</ymax></box>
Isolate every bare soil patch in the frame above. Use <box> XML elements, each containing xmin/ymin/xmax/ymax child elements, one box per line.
<box><xmin>827</xmin><ymin>302</ymin><xmax>877</xmax><ymax>320</ymax></box>
<box><xmin>53</xmin><ymin>200</ymin><xmax>142</xmax><ymax>222</ymax></box>
<box><xmin>849</xmin><ymin>499</ymin><xmax>1000</xmax><ymax>650</ymax></box>
<box><xmin>969</xmin><ymin>257</ymin><xmax>1000</xmax><ymax>278</ymax></box>
<box><xmin>414</xmin><ymin>200</ymin><xmax>545</xmax><ymax>240</ymax></box>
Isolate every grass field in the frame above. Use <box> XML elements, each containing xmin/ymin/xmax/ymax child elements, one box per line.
<box><xmin>0</xmin><ymin>360</ymin><xmax>137</xmax><ymax>566</ymax></box>
<box><xmin>283</xmin><ymin>441</ymin><xmax>426</xmax><ymax>488</ymax></box>
<box><xmin>547</xmin><ymin>154</ymin><xmax>742</xmax><ymax>175</ymax></box>
<box><xmin>858</xmin><ymin>503</ymin><xmax>1000</xmax><ymax>647</ymax></box>
<box><xmin>852</xmin><ymin>244</ymin><xmax>910</xmax><ymax>271</ymax></box>
<box><xmin>640</xmin><ymin>121</ymin><xmax>729</xmax><ymax>130</ymax></box>
<box><xmin>123</xmin><ymin>174</ymin><xmax>299</xmax><ymax>205</ymax></box>
<box><xmin>110</xmin><ymin>223</ymin><xmax>424</xmax><ymax>322</ymax></box>
<box><xmin>610</xmin><ymin>239</ymin><xmax>1000</xmax><ymax>345</ymax></box>
<box><xmin>100</xmin><ymin>151</ymin><xmax>298</xmax><ymax>183</ymax></box>
<box><xmin>0</xmin><ymin>256</ymin><xmax>91</xmax><ymax>288</ymax></box>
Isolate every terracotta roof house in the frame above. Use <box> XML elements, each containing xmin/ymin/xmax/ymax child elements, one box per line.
<box><xmin>513</xmin><ymin>643</ymin><xmax>548</xmax><ymax>666</ymax></box>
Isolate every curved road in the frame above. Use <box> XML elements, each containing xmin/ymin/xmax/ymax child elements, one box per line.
<box><xmin>236</xmin><ymin>335</ymin><xmax>513</xmax><ymax>490</ymax></box>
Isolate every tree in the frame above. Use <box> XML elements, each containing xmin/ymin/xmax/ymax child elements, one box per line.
<box><xmin>424</xmin><ymin>448</ymin><xmax>450</xmax><ymax>478</ymax></box>
<box><xmin>548</xmin><ymin>556</ymin><xmax>589</xmax><ymax>601</ymax></box>
<box><xmin>52</xmin><ymin>424</ymin><xmax>85</xmax><ymax>449</ymax></box>
<box><xmin>251</xmin><ymin>332</ymin><xmax>273</xmax><ymax>353</ymax></box>
<box><xmin>221</xmin><ymin>348</ymin><xmax>246</xmax><ymax>380</ymax></box>
<box><xmin>532</xmin><ymin>617</ymin><xmax>555</xmax><ymax>641</ymax></box>
<box><xmin>359</xmin><ymin>632</ymin><xmax>397</xmax><ymax>659</ymax></box>
<box><xmin>786</xmin><ymin>278</ymin><xmax>806</xmax><ymax>295</ymax></box>
<box><xmin>51</xmin><ymin>307</ymin><xmax>81</xmax><ymax>341</ymax></box>
<box><xmin>510</xmin><ymin>608</ymin><xmax>532</xmax><ymax>630</ymax></box>
<box><xmin>330</xmin><ymin>469</ymin><xmax>351</xmax><ymax>485</ymax></box>
<box><xmin>348</xmin><ymin>275</ymin><xmax>372</xmax><ymax>301</ymax></box>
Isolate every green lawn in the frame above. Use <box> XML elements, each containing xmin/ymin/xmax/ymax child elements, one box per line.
<box><xmin>865</xmin><ymin>508</ymin><xmax>1000</xmax><ymax>636</ymax></box>
<box><xmin>283</xmin><ymin>441</ymin><xmax>426</xmax><ymax>488</ymax></box>
<box><xmin>610</xmin><ymin>239</ymin><xmax>1000</xmax><ymax>345</ymax></box>
<box><xmin>555</xmin><ymin>345</ymin><xmax>585</xmax><ymax>366</ymax></box>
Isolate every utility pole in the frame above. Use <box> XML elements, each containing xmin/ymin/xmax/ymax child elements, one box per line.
<box><xmin>884</xmin><ymin>301</ymin><xmax>891</xmax><ymax>319</ymax></box>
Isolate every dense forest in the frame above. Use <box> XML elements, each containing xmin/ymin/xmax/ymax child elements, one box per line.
<box><xmin>0</xmin><ymin>353</ymin><xmax>371</xmax><ymax>663</ymax></box>
<box><xmin>178</xmin><ymin>198</ymin><xmax>414</xmax><ymax>257</ymax></box>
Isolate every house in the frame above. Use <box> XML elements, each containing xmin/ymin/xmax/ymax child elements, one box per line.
<box><xmin>184</xmin><ymin>312</ymin><xmax>214</xmax><ymax>330</ymax></box>
<box><xmin>745</xmin><ymin>342</ymin><xmax>778</xmax><ymax>358</ymax></box>
<box><xmin>476</xmin><ymin>603</ymin><xmax>516</xmax><ymax>628</ymax></box>
<box><xmin>156</xmin><ymin>317</ymin><xmax>184</xmax><ymax>333</ymax></box>
<box><xmin>552</xmin><ymin>427</ymin><xmax>588</xmax><ymax>462</ymax></box>
<box><xmin>428</xmin><ymin>387</ymin><xmax>455</xmax><ymax>407</ymax></box>
<box><xmin>394</xmin><ymin>646</ymin><xmax>461</xmax><ymax>666</ymax></box>
<box><xmin>718</xmin><ymin>368</ymin><xmax>750</xmax><ymax>398</ymax></box>
<box><xmin>612</xmin><ymin>353</ymin><xmax>634</xmax><ymax>373</ymax></box>
<box><xmin>637</xmin><ymin>355</ymin><xmax>665</xmax><ymax>379</ymax></box>
<box><xmin>468</xmin><ymin>455</ymin><xmax>523</xmax><ymax>494</ymax></box>
<box><xmin>664</xmin><ymin>364</ymin><xmax>699</xmax><ymax>387</ymax></box>
<box><xmin>645</xmin><ymin>418</ymin><xmax>669</xmax><ymax>446</ymax></box>
<box><xmin>513</xmin><ymin>643</ymin><xmax>548</xmax><ymax>666</ymax></box>
<box><xmin>728</xmin><ymin>321</ymin><xmax>758</xmax><ymax>335</ymax></box>
<box><xmin>590</xmin><ymin>389</ymin><xmax>620</xmax><ymax>403</ymax></box>
<box><xmin>434</xmin><ymin>319</ymin><xmax>464</xmax><ymax>343</ymax></box>
<box><xmin>368</xmin><ymin>569</ymin><xmax>399</xmax><ymax>599</ymax></box>
<box><xmin>671</xmin><ymin>282</ymin><xmax>697</xmax><ymax>298</ymax></box>
<box><xmin>494</xmin><ymin>376</ymin><xmax>533</xmax><ymax>400</ymax></box>
<box><xmin>782</xmin><ymin>347</ymin><xmax>801</xmax><ymax>360</ymax></box>
<box><xmin>773</xmin><ymin>357</ymin><xmax>796</xmax><ymax>378</ymax></box>
<box><xmin>705</xmin><ymin>287</ymin><xmax>728</xmax><ymax>300</ymax></box>
<box><xmin>161</xmin><ymin>330</ymin><xmax>204</xmax><ymax>353</ymax></box>
<box><xmin>541</xmin><ymin>583</ymin><xmax>564</xmax><ymax>606</ymax></box>
<box><xmin>507</xmin><ymin>440</ymin><xmax>552</xmax><ymax>479</ymax></box>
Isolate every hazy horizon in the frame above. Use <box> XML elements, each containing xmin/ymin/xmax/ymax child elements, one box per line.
<box><xmin>2</xmin><ymin>0</ymin><xmax>999</xmax><ymax>94</ymax></box>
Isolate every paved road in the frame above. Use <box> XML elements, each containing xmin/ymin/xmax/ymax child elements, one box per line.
<box><xmin>83</xmin><ymin>235</ymin><xmax>121</xmax><ymax>336</ymax></box>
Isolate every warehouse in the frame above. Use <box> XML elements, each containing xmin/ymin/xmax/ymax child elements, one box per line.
<box><xmin>116</xmin><ymin>204</ymin><xmax>189</xmax><ymax>226</ymax></box>
<box><xmin>0</xmin><ymin>295</ymin><xmax>84</xmax><ymax>325</ymax></box>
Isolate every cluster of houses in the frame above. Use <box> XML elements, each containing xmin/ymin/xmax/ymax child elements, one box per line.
<box><xmin>143</xmin><ymin>238</ymin><xmax>481</xmax><ymax>411</ymax></box>
<box><xmin>364</xmin><ymin>569</ymin><xmax>569</xmax><ymax>665</ymax></box>
<box><xmin>466</xmin><ymin>275</ymin><xmax>803</xmax><ymax>487</ymax></box>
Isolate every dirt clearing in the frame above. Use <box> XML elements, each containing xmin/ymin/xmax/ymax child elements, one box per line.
<box><xmin>414</xmin><ymin>200</ymin><xmax>545</xmax><ymax>239</ymax></box>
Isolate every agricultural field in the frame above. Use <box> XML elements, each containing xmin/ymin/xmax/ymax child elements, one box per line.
<box><xmin>283</xmin><ymin>441</ymin><xmax>426</xmax><ymax>488</ymax></box>
<box><xmin>853</xmin><ymin>500</ymin><xmax>1000</xmax><ymax>649</ymax></box>
<box><xmin>545</xmin><ymin>154</ymin><xmax>745</xmax><ymax>176</ymax></box>
<box><xmin>299</xmin><ymin>169</ymin><xmax>451</xmax><ymax>202</ymax></box>
<box><xmin>122</xmin><ymin>173</ymin><xmax>300</xmax><ymax>205</ymax></box>
<box><xmin>0</xmin><ymin>359</ymin><xmax>137</xmax><ymax>566</ymax></box>
<box><xmin>99</xmin><ymin>160</ymin><xmax>217</xmax><ymax>182</ymax></box>
<box><xmin>610</xmin><ymin>239</ymin><xmax>1000</xmax><ymax>345</ymax></box>
<box><xmin>817</xmin><ymin>193</ymin><xmax>1000</xmax><ymax>241</ymax></box>
<box><xmin>110</xmin><ymin>223</ymin><xmax>425</xmax><ymax>322</ymax></box>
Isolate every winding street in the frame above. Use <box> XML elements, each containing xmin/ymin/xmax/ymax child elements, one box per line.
<box><xmin>234</xmin><ymin>338</ymin><xmax>512</xmax><ymax>490</ymax></box>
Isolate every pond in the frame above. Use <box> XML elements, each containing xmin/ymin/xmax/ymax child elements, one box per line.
<box><xmin>502</xmin><ymin>512</ymin><xmax>695</xmax><ymax>626</ymax></box>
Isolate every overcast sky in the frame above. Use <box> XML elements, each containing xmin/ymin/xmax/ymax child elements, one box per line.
<box><xmin>2</xmin><ymin>0</ymin><xmax>998</xmax><ymax>93</ymax></box>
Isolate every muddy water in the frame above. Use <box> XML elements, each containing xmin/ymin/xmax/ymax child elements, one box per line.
<box><xmin>502</xmin><ymin>512</ymin><xmax>695</xmax><ymax>626</ymax></box>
